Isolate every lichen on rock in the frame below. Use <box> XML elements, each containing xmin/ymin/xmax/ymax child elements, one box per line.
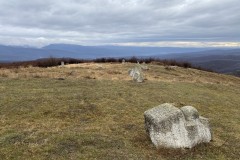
<box><xmin>144</xmin><ymin>103</ymin><xmax>212</xmax><ymax>149</ymax></box>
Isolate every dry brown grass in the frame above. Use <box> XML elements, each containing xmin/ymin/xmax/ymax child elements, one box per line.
<box><xmin>0</xmin><ymin>63</ymin><xmax>239</xmax><ymax>85</ymax></box>
<box><xmin>0</xmin><ymin>63</ymin><xmax>240</xmax><ymax>159</ymax></box>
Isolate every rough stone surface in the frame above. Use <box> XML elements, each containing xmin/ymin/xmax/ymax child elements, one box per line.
<box><xmin>141</xmin><ymin>65</ymin><xmax>149</xmax><ymax>70</ymax></box>
<box><xmin>144</xmin><ymin>103</ymin><xmax>212</xmax><ymax>149</ymax></box>
<box><xmin>180</xmin><ymin>106</ymin><xmax>199</xmax><ymax>121</ymax></box>
<box><xmin>140</xmin><ymin>62</ymin><xmax>149</xmax><ymax>70</ymax></box>
<box><xmin>128</xmin><ymin>67</ymin><xmax>144</xmax><ymax>83</ymax></box>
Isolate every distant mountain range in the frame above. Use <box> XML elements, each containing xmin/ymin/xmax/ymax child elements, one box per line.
<box><xmin>0</xmin><ymin>44</ymin><xmax>211</xmax><ymax>61</ymax></box>
<box><xmin>0</xmin><ymin>44</ymin><xmax>240</xmax><ymax>76</ymax></box>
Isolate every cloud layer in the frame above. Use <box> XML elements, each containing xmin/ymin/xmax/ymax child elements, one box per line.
<box><xmin>0</xmin><ymin>0</ymin><xmax>239</xmax><ymax>47</ymax></box>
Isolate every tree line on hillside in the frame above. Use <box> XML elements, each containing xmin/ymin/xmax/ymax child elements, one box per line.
<box><xmin>0</xmin><ymin>57</ymin><xmax>213</xmax><ymax>72</ymax></box>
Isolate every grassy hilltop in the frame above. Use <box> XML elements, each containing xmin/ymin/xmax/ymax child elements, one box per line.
<box><xmin>0</xmin><ymin>63</ymin><xmax>240</xmax><ymax>159</ymax></box>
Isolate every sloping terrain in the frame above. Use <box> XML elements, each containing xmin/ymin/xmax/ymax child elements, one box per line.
<box><xmin>156</xmin><ymin>49</ymin><xmax>240</xmax><ymax>76</ymax></box>
<box><xmin>0</xmin><ymin>63</ymin><xmax>240</xmax><ymax>159</ymax></box>
<box><xmin>179</xmin><ymin>54</ymin><xmax>240</xmax><ymax>76</ymax></box>
<box><xmin>1</xmin><ymin>44</ymin><xmax>239</xmax><ymax>76</ymax></box>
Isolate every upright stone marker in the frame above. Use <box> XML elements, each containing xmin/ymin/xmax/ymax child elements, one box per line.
<box><xmin>128</xmin><ymin>66</ymin><xmax>144</xmax><ymax>83</ymax></box>
<box><xmin>61</xmin><ymin>61</ymin><xmax>65</xmax><ymax>66</ymax></box>
<box><xmin>141</xmin><ymin>62</ymin><xmax>149</xmax><ymax>70</ymax></box>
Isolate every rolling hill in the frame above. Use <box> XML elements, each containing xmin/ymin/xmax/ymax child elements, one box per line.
<box><xmin>0</xmin><ymin>44</ymin><xmax>240</xmax><ymax>76</ymax></box>
<box><xmin>0</xmin><ymin>63</ymin><xmax>239</xmax><ymax>159</ymax></box>
<box><xmin>154</xmin><ymin>49</ymin><xmax>240</xmax><ymax>76</ymax></box>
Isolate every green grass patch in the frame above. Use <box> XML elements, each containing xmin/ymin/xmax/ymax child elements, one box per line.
<box><xmin>0</xmin><ymin>77</ymin><xmax>240</xmax><ymax>159</ymax></box>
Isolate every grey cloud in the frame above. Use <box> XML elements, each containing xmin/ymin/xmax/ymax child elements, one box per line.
<box><xmin>0</xmin><ymin>0</ymin><xmax>239</xmax><ymax>47</ymax></box>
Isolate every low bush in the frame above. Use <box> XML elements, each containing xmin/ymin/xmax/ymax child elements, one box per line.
<box><xmin>0</xmin><ymin>57</ymin><xmax>213</xmax><ymax>72</ymax></box>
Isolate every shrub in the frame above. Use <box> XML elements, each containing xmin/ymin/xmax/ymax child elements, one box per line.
<box><xmin>0</xmin><ymin>57</ymin><xmax>214</xmax><ymax>73</ymax></box>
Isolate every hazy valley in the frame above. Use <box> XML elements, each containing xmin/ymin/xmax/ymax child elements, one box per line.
<box><xmin>1</xmin><ymin>44</ymin><xmax>240</xmax><ymax>76</ymax></box>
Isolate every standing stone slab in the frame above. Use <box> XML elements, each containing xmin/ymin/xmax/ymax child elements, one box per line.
<box><xmin>128</xmin><ymin>67</ymin><xmax>144</xmax><ymax>83</ymax></box>
<box><xmin>144</xmin><ymin>103</ymin><xmax>212</xmax><ymax>149</ymax></box>
<box><xmin>141</xmin><ymin>62</ymin><xmax>149</xmax><ymax>70</ymax></box>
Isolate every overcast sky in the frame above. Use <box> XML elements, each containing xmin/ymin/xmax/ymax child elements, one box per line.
<box><xmin>0</xmin><ymin>0</ymin><xmax>240</xmax><ymax>47</ymax></box>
